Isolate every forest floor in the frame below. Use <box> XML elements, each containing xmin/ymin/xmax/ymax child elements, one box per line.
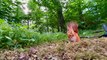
<box><xmin>0</xmin><ymin>38</ymin><xmax>107</xmax><ymax>60</ymax></box>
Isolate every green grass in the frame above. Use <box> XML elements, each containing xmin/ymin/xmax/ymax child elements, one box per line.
<box><xmin>79</xmin><ymin>29</ymin><xmax>104</xmax><ymax>37</ymax></box>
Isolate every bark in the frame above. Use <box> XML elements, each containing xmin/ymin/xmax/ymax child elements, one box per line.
<box><xmin>27</xmin><ymin>20</ymin><xmax>30</xmax><ymax>29</ymax></box>
<box><xmin>57</xmin><ymin>6</ymin><xmax>65</xmax><ymax>32</ymax></box>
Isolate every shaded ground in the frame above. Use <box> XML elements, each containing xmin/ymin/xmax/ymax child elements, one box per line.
<box><xmin>0</xmin><ymin>38</ymin><xmax>107</xmax><ymax>60</ymax></box>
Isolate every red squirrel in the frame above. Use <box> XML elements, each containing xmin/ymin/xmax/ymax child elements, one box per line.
<box><xmin>67</xmin><ymin>22</ymin><xmax>80</xmax><ymax>42</ymax></box>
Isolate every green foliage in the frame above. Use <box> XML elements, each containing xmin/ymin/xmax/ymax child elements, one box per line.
<box><xmin>1</xmin><ymin>0</ymin><xmax>107</xmax><ymax>31</ymax></box>
<box><xmin>0</xmin><ymin>19</ymin><xmax>67</xmax><ymax>49</ymax></box>
<box><xmin>79</xmin><ymin>30</ymin><xmax>93</xmax><ymax>37</ymax></box>
<box><xmin>79</xmin><ymin>29</ymin><xmax>104</xmax><ymax>37</ymax></box>
<box><xmin>0</xmin><ymin>0</ymin><xmax>25</xmax><ymax>22</ymax></box>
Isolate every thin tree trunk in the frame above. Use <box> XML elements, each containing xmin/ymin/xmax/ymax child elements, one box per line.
<box><xmin>57</xmin><ymin>7</ymin><xmax>65</xmax><ymax>32</ymax></box>
<box><xmin>27</xmin><ymin>20</ymin><xmax>30</xmax><ymax>29</ymax></box>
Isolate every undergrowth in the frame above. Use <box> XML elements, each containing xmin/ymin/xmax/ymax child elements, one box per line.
<box><xmin>0</xmin><ymin>19</ymin><xmax>67</xmax><ymax>49</ymax></box>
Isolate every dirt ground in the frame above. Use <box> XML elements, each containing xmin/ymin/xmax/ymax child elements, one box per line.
<box><xmin>0</xmin><ymin>38</ymin><xmax>107</xmax><ymax>60</ymax></box>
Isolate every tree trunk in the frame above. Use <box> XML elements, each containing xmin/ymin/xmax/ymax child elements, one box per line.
<box><xmin>27</xmin><ymin>20</ymin><xmax>30</xmax><ymax>29</ymax></box>
<box><xmin>57</xmin><ymin>6</ymin><xmax>65</xmax><ymax>32</ymax></box>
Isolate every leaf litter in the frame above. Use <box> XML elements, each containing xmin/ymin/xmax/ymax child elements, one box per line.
<box><xmin>0</xmin><ymin>38</ymin><xmax>107</xmax><ymax>60</ymax></box>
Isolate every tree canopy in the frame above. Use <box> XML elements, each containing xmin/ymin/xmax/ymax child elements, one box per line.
<box><xmin>0</xmin><ymin>0</ymin><xmax>107</xmax><ymax>32</ymax></box>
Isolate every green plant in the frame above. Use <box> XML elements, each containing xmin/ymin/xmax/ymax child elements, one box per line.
<box><xmin>0</xmin><ymin>19</ymin><xmax>67</xmax><ymax>49</ymax></box>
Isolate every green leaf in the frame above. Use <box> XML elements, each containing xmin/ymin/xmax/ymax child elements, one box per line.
<box><xmin>5</xmin><ymin>36</ymin><xmax>12</xmax><ymax>40</ymax></box>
